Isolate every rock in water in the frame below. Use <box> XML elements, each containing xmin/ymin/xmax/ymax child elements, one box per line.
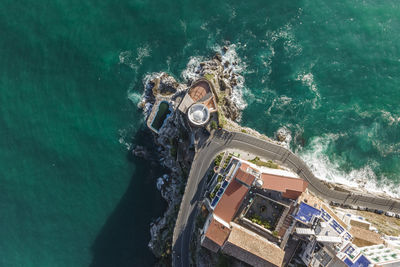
<box><xmin>213</xmin><ymin>52</ymin><xmax>222</xmax><ymax>62</ymax></box>
<box><xmin>276</xmin><ymin>127</ymin><xmax>292</xmax><ymax>144</ymax></box>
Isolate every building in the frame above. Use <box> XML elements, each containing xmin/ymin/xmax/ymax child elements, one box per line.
<box><xmin>292</xmin><ymin>199</ymin><xmax>400</xmax><ymax>267</ymax></box>
<box><xmin>201</xmin><ymin>155</ymin><xmax>400</xmax><ymax>267</ymax></box>
<box><xmin>222</xmin><ymin>222</ymin><xmax>284</xmax><ymax>267</ymax></box>
<box><xmin>177</xmin><ymin>79</ymin><xmax>217</xmax><ymax>127</ymax></box>
<box><xmin>201</xmin><ymin>157</ymin><xmax>308</xmax><ymax>267</ymax></box>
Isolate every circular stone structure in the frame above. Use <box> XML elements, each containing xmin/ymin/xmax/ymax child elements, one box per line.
<box><xmin>187</xmin><ymin>103</ymin><xmax>210</xmax><ymax>126</ymax></box>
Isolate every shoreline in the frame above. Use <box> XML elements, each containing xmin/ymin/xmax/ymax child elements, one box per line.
<box><xmin>134</xmin><ymin>50</ymin><xmax>400</xmax><ymax>263</ymax></box>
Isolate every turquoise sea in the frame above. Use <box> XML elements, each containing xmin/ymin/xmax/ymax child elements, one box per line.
<box><xmin>0</xmin><ymin>0</ymin><xmax>399</xmax><ymax>266</ymax></box>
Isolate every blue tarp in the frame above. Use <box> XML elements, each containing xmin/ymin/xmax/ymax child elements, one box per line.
<box><xmin>294</xmin><ymin>202</ymin><xmax>321</xmax><ymax>224</ymax></box>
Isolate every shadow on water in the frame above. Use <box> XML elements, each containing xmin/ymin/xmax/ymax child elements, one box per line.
<box><xmin>90</xmin><ymin>127</ymin><xmax>167</xmax><ymax>267</ymax></box>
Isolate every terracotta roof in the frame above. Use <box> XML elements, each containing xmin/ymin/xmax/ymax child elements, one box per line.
<box><xmin>214</xmin><ymin>179</ymin><xmax>249</xmax><ymax>222</ymax></box>
<box><xmin>204</xmin><ymin>218</ymin><xmax>231</xmax><ymax>247</ymax></box>
<box><xmin>235</xmin><ymin>164</ymin><xmax>256</xmax><ymax>186</ymax></box>
<box><xmin>350</xmin><ymin>226</ymin><xmax>383</xmax><ymax>247</ymax></box>
<box><xmin>189</xmin><ymin>81</ymin><xmax>210</xmax><ymax>102</ymax></box>
<box><xmin>261</xmin><ymin>173</ymin><xmax>308</xmax><ymax>195</ymax></box>
<box><xmin>202</xmin><ymin>97</ymin><xmax>217</xmax><ymax>111</ymax></box>
<box><xmin>222</xmin><ymin>222</ymin><xmax>284</xmax><ymax>267</ymax></box>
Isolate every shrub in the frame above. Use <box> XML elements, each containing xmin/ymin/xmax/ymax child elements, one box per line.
<box><xmin>209</xmin><ymin>192</ymin><xmax>215</xmax><ymax>199</ymax></box>
<box><xmin>218</xmin><ymin>112</ymin><xmax>226</xmax><ymax>128</ymax></box>
<box><xmin>204</xmin><ymin>73</ymin><xmax>214</xmax><ymax>81</ymax></box>
<box><xmin>214</xmin><ymin>153</ymin><xmax>223</xmax><ymax>166</ymax></box>
<box><xmin>210</xmin><ymin>120</ymin><xmax>218</xmax><ymax>130</ymax></box>
<box><xmin>249</xmin><ymin>157</ymin><xmax>279</xmax><ymax>169</ymax></box>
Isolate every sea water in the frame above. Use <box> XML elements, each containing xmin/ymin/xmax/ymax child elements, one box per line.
<box><xmin>0</xmin><ymin>0</ymin><xmax>399</xmax><ymax>266</ymax></box>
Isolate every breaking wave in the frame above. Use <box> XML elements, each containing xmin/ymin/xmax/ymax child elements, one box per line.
<box><xmin>298</xmin><ymin>133</ymin><xmax>400</xmax><ymax>198</ymax></box>
<box><xmin>180</xmin><ymin>43</ymin><xmax>251</xmax><ymax>113</ymax></box>
<box><xmin>181</xmin><ymin>56</ymin><xmax>205</xmax><ymax>83</ymax></box>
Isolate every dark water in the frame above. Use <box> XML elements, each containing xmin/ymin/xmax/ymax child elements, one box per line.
<box><xmin>0</xmin><ymin>0</ymin><xmax>399</xmax><ymax>266</ymax></box>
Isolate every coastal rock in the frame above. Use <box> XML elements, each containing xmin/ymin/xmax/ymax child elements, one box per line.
<box><xmin>141</xmin><ymin>50</ymin><xmax>269</xmax><ymax>263</ymax></box>
<box><xmin>221</xmin><ymin>96</ymin><xmax>240</xmax><ymax>121</ymax></box>
<box><xmin>213</xmin><ymin>52</ymin><xmax>222</xmax><ymax>62</ymax></box>
<box><xmin>132</xmin><ymin>145</ymin><xmax>149</xmax><ymax>159</ymax></box>
<box><xmin>157</xmin><ymin>73</ymin><xmax>179</xmax><ymax>95</ymax></box>
<box><xmin>276</xmin><ymin>127</ymin><xmax>292</xmax><ymax>148</ymax></box>
<box><xmin>219</xmin><ymin>78</ymin><xmax>232</xmax><ymax>94</ymax></box>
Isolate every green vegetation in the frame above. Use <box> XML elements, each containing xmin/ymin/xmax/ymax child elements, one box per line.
<box><xmin>249</xmin><ymin>157</ymin><xmax>279</xmax><ymax>169</ymax></box>
<box><xmin>204</xmin><ymin>73</ymin><xmax>214</xmax><ymax>81</ymax></box>
<box><xmin>214</xmin><ymin>153</ymin><xmax>224</xmax><ymax>167</ymax></box>
<box><xmin>223</xmin><ymin>154</ymin><xmax>232</xmax><ymax>169</ymax></box>
<box><xmin>209</xmin><ymin>183</ymin><xmax>221</xmax><ymax>200</ymax></box>
<box><xmin>217</xmin><ymin>175</ymin><xmax>223</xmax><ymax>182</ymax></box>
<box><xmin>241</xmin><ymin>129</ymin><xmax>247</xmax><ymax>133</ymax></box>
<box><xmin>272</xmin><ymin>231</ymin><xmax>279</xmax><ymax>237</ymax></box>
<box><xmin>249</xmin><ymin>214</ymin><xmax>273</xmax><ymax>230</ymax></box>
<box><xmin>210</xmin><ymin>120</ymin><xmax>218</xmax><ymax>130</ymax></box>
<box><xmin>218</xmin><ymin>111</ymin><xmax>227</xmax><ymax>128</ymax></box>
<box><xmin>209</xmin><ymin>192</ymin><xmax>215</xmax><ymax>199</ymax></box>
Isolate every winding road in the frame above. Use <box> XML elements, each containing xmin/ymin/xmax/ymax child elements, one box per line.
<box><xmin>172</xmin><ymin>130</ymin><xmax>400</xmax><ymax>267</ymax></box>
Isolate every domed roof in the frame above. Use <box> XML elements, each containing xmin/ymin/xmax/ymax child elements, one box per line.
<box><xmin>187</xmin><ymin>103</ymin><xmax>210</xmax><ymax>126</ymax></box>
<box><xmin>255</xmin><ymin>178</ymin><xmax>264</xmax><ymax>188</ymax></box>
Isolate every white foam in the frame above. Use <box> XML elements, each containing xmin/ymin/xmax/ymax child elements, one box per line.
<box><xmin>127</xmin><ymin>90</ymin><xmax>142</xmax><ymax>106</ymax></box>
<box><xmin>296</xmin><ymin>72</ymin><xmax>321</xmax><ymax>109</ymax></box>
<box><xmin>180</xmin><ymin>44</ymin><xmax>251</xmax><ymax>113</ymax></box>
<box><xmin>381</xmin><ymin>110</ymin><xmax>400</xmax><ymax>126</ymax></box>
<box><xmin>266</xmin><ymin>23</ymin><xmax>302</xmax><ymax>57</ymax></box>
<box><xmin>118</xmin><ymin>128</ymin><xmax>133</xmax><ymax>150</ymax></box>
<box><xmin>212</xmin><ymin>43</ymin><xmax>251</xmax><ymax>111</ymax></box>
<box><xmin>181</xmin><ymin>56</ymin><xmax>204</xmax><ymax>84</ymax></box>
<box><xmin>298</xmin><ymin>133</ymin><xmax>400</xmax><ymax>198</ymax></box>
<box><xmin>266</xmin><ymin>96</ymin><xmax>293</xmax><ymax>115</ymax></box>
<box><xmin>119</xmin><ymin>45</ymin><xmax>151</xmax><ymax>70</ymax></box>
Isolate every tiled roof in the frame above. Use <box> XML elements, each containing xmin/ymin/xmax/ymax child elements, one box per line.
<box><xmin>235</xmin><ymin>164</ymin><xmax>256</xmax><ymax>186</ymax></box>
<box><xmin>222</xmin><ymin>222</ymin><xmax>284</xmax><ymax>267</ymax></box>
<box><xmin>204</xmin><ymin>217</ymin><xmax>231</xmax><ymax>247</ymax></box>
<box><xmin>214</xmin><ymin>179</ymin><xmax>249</xmax><ymax>222</ymax></box>
<box><xmin>261</xmin><ymin>173</ymin><xmax>308</xmax><ymax>195</ymax></box>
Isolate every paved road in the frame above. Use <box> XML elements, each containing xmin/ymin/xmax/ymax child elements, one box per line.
<box><xmin>172</xmin><ymin>130</ymin><xmax>400</xmax><ymax>267</ymax></box>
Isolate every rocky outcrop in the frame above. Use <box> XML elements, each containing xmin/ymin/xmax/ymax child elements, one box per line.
<box><xmin>150</xmin><ymin>73</ymin><xmax>182</xmax><ymax>96</ymax></box>
<box><xmin>220</xmin><ymin>96</ymin><xmax>240</xmax><ymax>121</ymax></box>
<box><xmin>137</xmin><ymin>49</ymin><xmax>289</xmax><ymax>263</ymax></box>
<box><xmin>132</xmin><ymin>145</ymin><xmax>149</xmax><ymax>159</ymax></box>
<box><xmin>275</xmin><ymin>127</ymin><xmax>292</xmax><ymax>149</ymax></box>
